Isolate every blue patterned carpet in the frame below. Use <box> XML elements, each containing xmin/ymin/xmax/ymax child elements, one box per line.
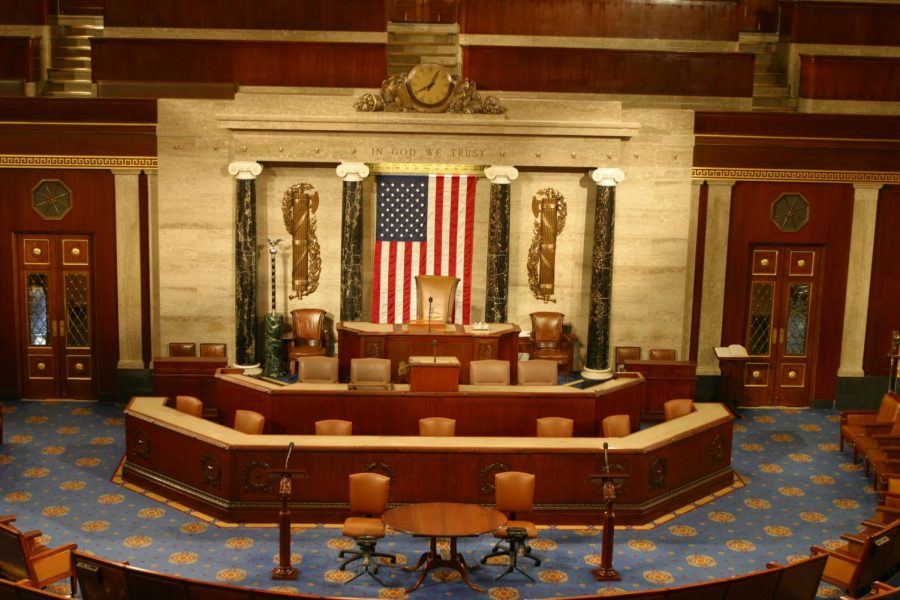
<box><xmin>0</xmin><ymin>401</ymin><xmax>879</xmax><ymax>599</ymax></box>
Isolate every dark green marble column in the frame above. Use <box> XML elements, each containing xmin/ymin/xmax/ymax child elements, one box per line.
<box><xmin>336</xmin><ymin>162</ymin><xmax>369</xmax><ymax>322</ymax></box>
<box><xmin>228</xmin><ymin>161</ymin><xmax>263</xmax><ymax>370</ymax></box>
<box><xmin>483</xmin><ymin>166</ymin><xmax>518</xmax><ymax>323</ymax></box>
<box><xmin>582</xmin><ymin>168</ymin><xmax>625</xmax><ymax>381</ymax></box>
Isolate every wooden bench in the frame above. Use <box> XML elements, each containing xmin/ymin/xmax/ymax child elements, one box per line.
<box><xmin>0</xmin><ymin>516</ymin><xmax>77</xmax><ymax>594</ymax></box>
<box><xmin>812</xmin><ymin>517</ymin><xmax>900</xmax><ymax>597</ymax></box>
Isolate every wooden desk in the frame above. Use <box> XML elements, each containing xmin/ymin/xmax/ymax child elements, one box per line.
<box><xmin>408</xmin><ymin>356</ymin><xmax>460</xmax><ymax>392</ymax></box>
<box><xmin>624</xmin><ymin>359</ymin><xmax>697</xmax><ymax>420</ymax></box>
<box><xmin>337</xmin><ymin>322</ymin><xmax>520</xmax><ymax>384</ymax></box>
<box><xmin>383</xmin><ymin>502</ymin><xmax>506</xmax><ymax>592</ymax></box>
<box><xmin>152</xmin><ymin>356</ymin><xmax>228</xmax><ymax>418</ymax></box>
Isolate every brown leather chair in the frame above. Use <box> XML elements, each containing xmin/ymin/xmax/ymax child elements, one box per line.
<box><xmin>517</xmin><ymin>360</ymin><xmax>558</xmax><ymax>386</ymax></box>
<box><xmin>297</xmin><ymin>356</ymin><xmax>339</xmax><ymax>383</ymax></box>
<box><xmin>602</xmin><ymin>414</ymin><xmax>632</xmax><ymax>437</ymax></box>
<box><xmin>0</xmin><ymin>517</ymin><xmax>78</xmax><ymax>593</ymax></box>
<box><xmin>315</xmin><ymin>419</ymin><xmax>352</xmax><ymax>435</ymax></box>
<box><xmin>469</xmin><ymin>360</ymin><xmax>510</xmax><ymax>386</ymax></box>
<box><xmin>419</xmin><ymin>417</ymin><xmax>456</xmax><ymax>436</ymax></box>
<box><xmin>175</xmin><ymin>395</ymin><xmax>203</xmax><ymax>418</ymax></box>
<box><xmin>614</xmin><ymin>346</ymin><xmax>641</xmax><ymax>371</ymax></box>
<box><xmin>536</xmin><ymin>416</ymin><xmax>574</xmax><ymax>438</ymax></box>
<box><xmin>199</xmin><ymin>343</ymin><xmax>227</xmax><ymax>357</ymax></box>
<box><xmin>480</xmin><ymin>471</ymin><xmax>542</xmax><ymax>581</ymax></box>
<box><xmin>529</xmin><ymin>311</ymin><xmax>571</xmax><ymax>378</ymax></box>
<box><xmin>337</xmin><ymin>472</ymin><xmax>396</xmax><ymax>584</ymax></box>
<box><xmin>350</xmin><ymin>358</ymin><xmax>391</xmax><ymax>389</ymax></box>
<box><xmin>649</xmin><ymin>348</ymin><xmax>676</xmax><ymax>360</ymax></box>
<box><xmin>168</xmin><ymin>342</ymin><xmax>196</xmax><ymax>357</ymax></box>
<box><xmin>288</xmin><ymin>308</ymin><xmax>327</xmax><ymax>373</ymax></box>
<box><xmin>664</xmin><ymin>399</ymin><xmax>695</xmax><ymax>420</ymax></box>
<box><xmin>233</xmin><ymin>409</ymin><xmax>265</xmax><ymax>435</ymax></box>
<box><xmin>841</xmin><ymin>393</ymin><xmax>900</xmax><ymax>460</ymax></box>
<box><xmin>415</xmin><ymin>275</ymin><xmax>459</xmax><ymax>323</ymax></box>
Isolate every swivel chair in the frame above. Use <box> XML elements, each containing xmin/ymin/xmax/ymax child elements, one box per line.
<box><xmin>517</xmin><ymin>360</ymin><xmax>558</xmax><ymax>386</ymax></box>
<box><xmin>536</xmin><ymin>416</ymin><xmax>574</xmax><ymax>438</ymax></box>
<box><xmin>614</xmin><ymin>346</ymin><xmax>641</xmax><ymax>372</ymax></box>
<box><xmin>415</xmin><ymin>275</ymin><xmax>459</xmax><ymax>323</ymax></box>
<box><xmin>419</xmin><ymin>417</ymin><xmax>456</xmax><ymax>436</ymax></box>
<box><xmin>480</xmin><ymin>471</ymin><xmax>542</xmax><ymax>581</ymax></box>
<box><xmin>349</xmin><ymin>358</ymin><xmax>391</xmax><ymax>390</ymax></box>
<box><xmin>168</xmin><ymin>342</ymin><xmax>196</xmax><ymax>357</ymax></box>
<box><xmin>175</xmin><ymin>395</ymin><xmax>203</xmax><ymax>418</ymax></box>
<box><xmin>338</xmin><ymin>472</ymin><xmax>397</xmax><ymax>584</ymax></box>
<box><xmin>469</xmin><ymin>360</ymin><xmax>510</xmax><ymax>386</ymax></box>
<box><xmin>199</xmin><ymin>343</ymin><xmax>227</xmax><ymax>357</ymax></box>
<box><xmin>297</xmin><ymin>356</ymin><xmax>339</xmax><ymax>383</ymax></box>
<box><xmin>315</xmin><ymin>419</ymin><xmax>352</xmax><ymax>435</ymax></box>
<box><xmin>233</xmin><ymin>409</ymin><xmax>265</xmax><ymax>435</ymax></box>
<box><xmin>649</xmin><ymin>348</ymin><xmax>676</xmax><ymax>360</ymax></box>
<box><xmin>602</xmin><ymin>414</ymin><xmax>632</xmax><ymax>437</ymax></box>
<box><xmin>663</xmin><ymin>399</ymin><xmax>694</xmax><ymax>420</ymax></box>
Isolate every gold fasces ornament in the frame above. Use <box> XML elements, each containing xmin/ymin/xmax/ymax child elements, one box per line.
<box><xmin>282</xmin><ymin>183</ymin><xmax>321</xmax><ymax>299</ymax></box>
<box><xmin>527</xmin><ymin>188</ymin><xmax>567</xmax><ymax>303</ymax></box>
<box><xmin>354</xmin><ymin>63</ymin><xmax>505</xmax><ymax>114</ymax></box>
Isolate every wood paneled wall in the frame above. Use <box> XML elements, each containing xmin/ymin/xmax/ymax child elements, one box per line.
<box><xmin>0</xmin><ymin>37</ymin><xmax>40</xmax><ymax>81</ymax></box>
<box><xmin>779</xmin><ymin>1</ymin><xmax>900</xmax><ymax>46</ymax></box>
<box><xmin>389</xmin><ymin>0</ymin><xmax>457</xmax><ymax>23</ymax></box>
<box><xmin>104</xmin><ymin>0</ymin><xmax>386</xmax><ymax>31</ymax></box>
<box><xmin>864</xmin><ymin>186</ymin><xmax>900</xmax><ymax>376</ymax></box>
<box><xmin>459</xmin><ymin>0</ymin><xmax>741</xmax><ymax>41</ymax></box>
<box><xmin>463</xmin><ymin>46</ymin><xmax>754</xmax><ymax>97</ymax></box>
<box><xmin>799</xmin><ymin>56</ymin><xmax>900</xmax><ymax>102</ymax></box>
<box><xmin>91</xmin><ymin>39</ymin><xmax>387</xmax><ymax>87</ymax></box>
<box><xmin>0</xmin><ymin>0</ymin><xmax>48</xmax><ymax>25</ymax></box>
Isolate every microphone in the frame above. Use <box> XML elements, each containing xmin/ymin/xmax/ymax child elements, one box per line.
<box><xmin>284</xmin><ymin>441</ymin><xmax>294</xmax><ymax>470</ymax></box>
<box><xmin>427</xmin><ymin>296</ymin><xmax>433</xmax><ymax>331</ymax></box>
<box><xmin>603</xmin><ymin>442</ymin><xmax>610</xmax><ymax>473</ymax></box>
<box><xmin>432</xmin><ymin>339</ymin><xmax>437</xmax><ymax>362</ymax></box>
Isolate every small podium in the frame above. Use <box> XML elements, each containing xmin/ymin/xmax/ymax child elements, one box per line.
<box><xmin>267</xmin><ymin>450</ymin><xmax>308</xmax><ymax>580</ymax></box>
<box><xmin>587</xmin><ymin>447</ymin><xmax>630</xmax><ymax>581</ymax></box>
<box><xmin>408</xmin><ymin>356</ymin><xmax>461</xmax><ymax>392</ymax></box>
<box><xmin>714</xmin><ymin>345</ymin><xmax>749</xmax><ymax>419</ymax></box>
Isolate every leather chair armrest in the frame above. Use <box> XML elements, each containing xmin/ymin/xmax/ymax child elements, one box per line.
<box><xmin>843</xmin><ymin>412</ymin><xmax>877</xmax><ymax>424</ymax></box>
<box><xmin>31</xmin><ymin>543</ymin><xmax>77</xmax><ymax>562</ymax></box>
<box><xmin>811</xmin><ymin>544</ymin><xmax>860</xmax><ymax>564</ymax></box>
<box><xmin>0</xmin><ymin>515</ymin><xmax>16</xmax><ymax>525</ymax></box>
<box><xmin>860</xmin><ymin>422</ymin><xmax>893</xmax><ymax>432</ymax></box>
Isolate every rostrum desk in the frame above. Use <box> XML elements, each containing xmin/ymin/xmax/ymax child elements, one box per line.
<box><xmin>337</xmin><ymin>321</ymin><xmax>520</xmax><ymax>384</ymax></box>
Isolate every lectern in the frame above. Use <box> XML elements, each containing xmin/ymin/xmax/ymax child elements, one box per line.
<box><xmin>267</xmin><ymin>443</ymin><xmax>308</xmax><ymax>580</ymax></box>
<box><xmin>587</xmin><ymin>444</ymin><xmax>629</xmax><ymax>581</ymax></box>
<box><xmin>715</xmin><ymin>345</ymin><xmax>749</xmax><ymax>419</ymax></box>
<box><xmin>408</xmin><ymin>355</ymin><xmax>461</xmax><ymax>392</ymax></box>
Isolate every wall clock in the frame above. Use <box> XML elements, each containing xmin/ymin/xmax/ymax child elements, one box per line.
<box><xmin>407</xmin><ymin>63</ymin><xmax>454</xmax><ymax>108</ymax></box>
<box><xmin>32</xmin><ymin>180</ymin><xmax>72</xmax><ymax>220</ymax></box>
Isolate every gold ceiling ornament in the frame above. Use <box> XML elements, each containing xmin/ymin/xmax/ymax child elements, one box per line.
<box><xmin>527</xmin><ymin>187</ymin><xmax>567</xmax><ymax>303</ymax></box>
<box><xmin>354</xmin><ymin>63</ymin><xmax>505</xmax><ymax>114</ymax></box>
<box><xmin>282</xmin><ymin>183</ymin><xmax>321</xmax><ymax>299</ymax></box>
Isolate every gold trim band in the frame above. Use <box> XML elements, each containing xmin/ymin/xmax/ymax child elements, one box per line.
<box><xmin>0</xmin><ymin>155</ymin><xmax>158</xmax><ymax>170</ymax></box>
<box><xmin>692</xmin><ymin>167</ymin><xmax>900</xmax><ymax>184</ymax></box>
<box><xmin>368</xmin><ymin>162</ymin><xmax>485</xmax><ymax>175</ymax></box>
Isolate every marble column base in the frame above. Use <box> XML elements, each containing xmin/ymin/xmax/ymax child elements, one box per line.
<box><xmin>233</xmin><ymin>363</ymin><xmax>262</xmax><ymax>376</ymax></box>
<box><xmin>581</xmin><ymin>367</ymin><xmax>614</xmax><ymax>381</ymax></box>
<box><xmin>263</xmin><ymin>313</ymin><xmax>285</xmax><ymax>378</ymax></box>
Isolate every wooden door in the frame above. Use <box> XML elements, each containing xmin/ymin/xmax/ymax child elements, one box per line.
<box><xmin>742</xmin><ymin>245</ymin><xmax>821</xmax><ymax>406</ymax></box>
<box><xmin>739</xmin><ymin>0</ymin><xmax>779</xmax><ymax>32</ymax></box>
<box><xmin>17</xmin><ymin>234</ymin><xmax>95</xmax><ymax>399</ymax></box>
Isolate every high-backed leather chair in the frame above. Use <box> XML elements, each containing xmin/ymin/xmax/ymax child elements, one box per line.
<box><xmin>664</xmin><ymin>399</ymin><xmax>694</xmax><ymax>420</ymax></box>
<box><xmin>233</xmin><ymin>409</ymin><xmax>265</xmax><ymax>435</ymax></box>
<box><xmin>415</xmin><ymin>275</ymin><xmax>459</xmax><ymax>323</ymax></box>
<box><xmin>199</xmin><ymin>343</ymin><xmax>227</xmax><ymax>357</ymax></box>
<box><xmin>419</xmin><ymin>417</ymin><xmax>456</xmax><ymax>437</ymax></box>
<box><xmin>480</xmin><ymin>471</ymin><xmax>542</xmax><ymax>581</ymax></box>
<box><xmin>288</xmin><ymin>308</ymin><xmax>327</xmax><ymax>373</ymax></box>
<box><xmin>0</xmin><ymin>517</ymin><xmax>78</xmax><ymax>593</ymax></box>
<box><xmin>350</xmin><ymin>358</ymin><xmax>391</xmax><ymax>389</ymax></box>
<box><xmin>469</xmin><ymin>360</ymin><xmax>510</xmax><ymax>386</ymax></box>
<box><xmin>517</xmin><ymin>360</ymin><xmax>558</xmax><ymax>386</ymax></box>
<box><xmin>529</xmin><ymin>312</ymin><xmax>571</xmax><ymax>378</ymax></box>
<box><xmin>536</xmin><ymin>416</ymin><xmax>574</xmax><ymax>438</ymax></box>
<box><xmin>614</xmin><ymin>346</ymin><xmax>641</xmax><ymax>371</ymax></box>
<box><xmin>602</xmin><ymin>414</ymin><xmax>632</xmax><ymax>437</ymax></box>
<box><xmin>175</xmin><ymin>395</ymin><xmax>203</xmax><ymax>418</ymax></box>
<box><xmin>168</xmin><ymin>342</ymin><xmax>196</xmax><ymax>357</ymax></box>
<box><xmin>315</xmin><ymin>419</ymin><xmax>352</xmax><ymax>435</ymax></box>
<box><xmin>297</xmin><ymin>356</ymin><xmax>339</xmax><ymax>383</ymax></box>
<box><xmin>649</xmin><ymin>348</ymin><xmax>676</xmax><ymax>360</ymax></box>
<box><xmin>337</xmin><ymin>472</ymin><xmax>396</xmax><ymax>584</ymax></box>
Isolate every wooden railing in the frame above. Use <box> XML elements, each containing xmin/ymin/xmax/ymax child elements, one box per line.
<box><xmin>799</xmin><ymin>55</ymin><xmax>900</xmax><ymax>102</ymax></box>
<box><xmin>0</xmin><ymin>0</ymin><xmax>48</xmax><ymax>25</ymax></box>
<box><xmin>779</xmin><ymin>1</ymin><xmax>900</xmax><ymax>46</ymax></box>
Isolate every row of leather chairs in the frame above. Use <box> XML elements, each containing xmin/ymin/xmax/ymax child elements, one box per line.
<box><xmin>839</xmin><ymin>391</ymin><xmax>900</xmax><ymax>487</ymax></box>
<box><xmin>614</xmin><ymin>346</ymin><xmax>677</xmax><ymax>371</ymax></box>
<box><xmin>168</xmin><ymin>342</ymin><xmax>227</xmax><ymax>357</ymax></box>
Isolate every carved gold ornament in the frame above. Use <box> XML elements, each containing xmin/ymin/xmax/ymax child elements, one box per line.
<box><xmin>527</xmin><ymin>188</ymin><xmax>567</xmax><ymax>302</ymax></box>
<box><xmin>282</xmin><ymin>183</ymin><xmax>321</xmax><ymax>299</ymax></box>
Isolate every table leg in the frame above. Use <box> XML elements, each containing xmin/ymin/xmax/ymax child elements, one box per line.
<box><xmin>401</xmin><ymin>537</ymin><xmax>486</xmax><ymax>593</ymax></box>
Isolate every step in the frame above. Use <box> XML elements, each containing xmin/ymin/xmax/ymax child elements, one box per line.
<box><xmin>47</xmin><ymin>67</ymin><xmax>93</xmax><ymax>82</ymax></box>
<box><xmin>43</xmin><ymin>79</ymin><xmax>95</xmax><ymax>94</ymax></box>
<box><xmin>389</xmin><ymin>33</ymin><xmax>458</xmax><ymax>44</ymax></box>
<box><xmin>388</xmin><ymin>43</ymin><xmax>458</xmax><ymax>55</ymax></box>
<box><xmin>754</xmin><ymin>71</ymin><xmax>785</xmax><ymax>86</ymax></box>
<box><xmin>753</xmin><ymin>83</ymin><xmax>790</xmax><ymax>97</ymax></box>
<box><xmin>388</xmin><ymin>22</ymin><xmax>459</xmax><ymax>34</ymax></box>
<box><xmin>752</xmin><ymin>96</ymin><xmax>798</xmax><ymax>110</ymax></box>
<box><xmin>55</xmin><ymin>56</ymin><xmax>92</xmax><ymax>69</ymax></box>
<box><xmin>42</xmin><ymin>89</ymin><xmax>95</xmax><ymax>98</ymax></box>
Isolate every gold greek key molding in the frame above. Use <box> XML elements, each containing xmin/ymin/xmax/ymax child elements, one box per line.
<box><xmin>692</xmin><ymin>167</ymin><xmax>900</xmax><ymax>184</ymax></box>
<box><xmin>0</xmin><ymin>155</ymin><xmax>157</xmax><ymax>170</ymax></box>
<box><xmin>369</xmin><ymin>162</ymin><xmax>484</xmax><ymax>175</ymax></box>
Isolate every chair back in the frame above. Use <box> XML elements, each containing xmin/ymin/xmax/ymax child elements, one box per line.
<box><xmin>876</xmin><ymin>392</ymin><xmax>900</xmax><ymax>422</ymax></box>
<box><xmin>175</xmin><ymin>395</ymin><xmax>203</xmax><ymax>418</ymax></box>
<box><xmin>349</xmin><ymin>472</ymin><xmax>390</xmax><ymax>516</ymax></box>
<box><xmin>168</xmin><ymin>342</ymin><xmax>196</xmax><ymax>357</ymax></box>
<box><xmin>469</xmin><ymin>360</ymin><xmax>510</xmax><ymax>385</ymax></box>
<box><xmin>602</xmin><ymin>414</ymin><xmax>631</xmax><ymax>437</ymax></box>
<box><xmin>0</xmin><ymin>521</ymin><xmax>31</xmax><ymax>582</ymax></box>
<box><xmin>233</xmin><ymin>410</ymin><xmax>265</xmax><ymax>435</ymax></box>
<box><xmin>649</xmin><ymin>348</ymin><xmax>676</xmax><ymax>360</ymax></box>
<box><xmin>614</xmin><ymin>346</ymin><xmax>641</xmax><ymax>371</ymax></box>
<box><xmin>664</xmin><ymin>399</ymin><xmax>694</xmax><ymax>421</ymax></box>
<box><xmin>530</xmin><ymin>312</ymin><xmax>564</xmax><ymax>349</ymax></box>
<box><xmin>290</xmin><ymin>308</ymin><xmax>326</xmax><ymax>348</ymax></box>
<box><xmin>415</xmin><ymin>275</ymin><xmax>459</xmax><ymax>323</ymax></box>
<box><xmin>199</xmin><ymin>343</ymin><xmax>226</xmax><ymax>357</ymax></box>
<box><xmin>315</xmin><ymin>419</ymin><xmax>352</xmax><ymax>435</ymax></box>
<box><xmin>297</xmin><ymin>356</ymin><xmax>338</xmax><ymax>383</ymax></box>
<box><xmin>350</xmin><ymin>358</ymin><xmax>391</xmax><ymax>385</ymax></box>
<box><xmin>494</xmin><ymin>471</ymin><xmax>535</xmax><ymax>516</ymax></box>
<box><xmin>517</xmin><ymin>360</ymin><xmax>558</xmax><ymax>386</ymax></box>
<box><xmin>74</xmin><ymin>550</ymin><xmax>130</xmax><ymax>600</ymax></box>
<box><xmin>536</xmin><ymin>416</ymin><xmax>574</xmax><ymax>438</ymax></box>
<box><xmin>419</xmin><ymin>417</ymin><xmax>456</xmax><ymax>436</ymax></box>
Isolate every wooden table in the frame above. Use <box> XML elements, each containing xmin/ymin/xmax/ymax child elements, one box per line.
<box><xmin>382</xmin><ymin>502</ymin><xmax>507</xmax><ymax>592</ymax></box>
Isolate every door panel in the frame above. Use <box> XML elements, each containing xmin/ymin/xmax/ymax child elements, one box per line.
<box><xmin>742</xmin><ymin>245</ymin><xmax>821</xmax><ymax>406</ymax></box>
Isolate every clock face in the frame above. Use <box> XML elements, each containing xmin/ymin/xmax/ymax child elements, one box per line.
<box><xmin>407</xmin><ymin>63</ymin><xmax>453</xmax><ymax>107</ymax></box>
<box><xmin>32</xmin><ymin>180</ymin><xmax>72</xmax><ymax>220</ymax></box>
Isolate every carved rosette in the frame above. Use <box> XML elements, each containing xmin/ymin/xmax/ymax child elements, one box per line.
<box><xmin>355</xmin><ymin>73</ymin><xmax>505</xmax><ymax>114</ymax></box>
<box><xmin>479</xmin><ymin>462</ymin><xmax>510</xmax><ymax>495</ymax></box>
<box><xmin>594</xmin><ymin>463</ymin><xmax>629</xmax><ymax>496</ymax></box>
<box><xmin>477</xmin><ymin>342</ymin><xmax>496</xmax><ymax>359</ymax></box>
<box><xmin>282</xmin><ymin>183</ymin><xmax>321</xmax><ymax>299</ymax></box>
<box><xmin>648</xmin><ymin>457</ymin><xmax>668</xmax><ymax>491</ymax></box>
<box><xmin>527</xmin><ymin>188</ymin><xmax>567</xmax><ymax>302</ymax></box>
<box><xmin>364</xmin><ymin>341</ymin><xmax>383</xmax><ymax>358</ymax></box>
<box><xmin>364</xmin><ymin>462</ymin><xmax>395</xmax><ymax>496</ymax></box>
<box><xmin>129</xmin><ymin>429</ymin><xmax>151</xmax><ymax>462</ymax></box>
<box><xmin>200</xmin><ymin>453</ymin><xmax>221</xmax><ymax>489</ymax></box>
<box><xmin>242</xmin><ymin>461</ymin><xmax>274</xmax><ymax>495</ymax></box>
<box><xmin>709</xmin><ymin>434</ymin><xmax>727</xmax><ymax>464</ymax></box>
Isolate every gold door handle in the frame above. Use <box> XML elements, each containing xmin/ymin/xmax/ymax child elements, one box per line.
<box><xmin>51</xmin><ymin>320</ymin><xmax>58</xmax><ymax>337</ymax></box>
<box><xmin>59</xmin><ymin>320</ymin><xmax>65</xmax><ymax>338</ymax></box>
<box><xmin>778</xmin><ymin>328</ymin><xmax>785</xmax><ymax>345</ymax></box>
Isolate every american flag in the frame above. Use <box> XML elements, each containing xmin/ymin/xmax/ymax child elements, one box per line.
<box><xmin>372</xmin><ymin>173</ymin><xmax>477</xmax><ymax>324</ymax></box>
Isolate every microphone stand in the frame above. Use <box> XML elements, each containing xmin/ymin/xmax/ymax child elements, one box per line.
<box><xmin>586</xmin><ymin>442</ymin><xmax>628</xmax><ymax>581</ymax></box>
<box><xmin>267</xmin><ymin>441</ymin><xmax>307</xmax><ymax>580</ymax></box>
<box><xmin>427</xmin><ymin>296</ymin><xmax>433</xmax><ymax>332</ymax></box>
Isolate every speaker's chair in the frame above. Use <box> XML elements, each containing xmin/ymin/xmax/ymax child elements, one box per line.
<box><xmin>288</xmin><ymin>308</ymin><xmax>327</xmax><ymax>373</ymax></box>
<box><xmin>415</xmin><ymin>275</ymin><xmax>459</xmax><ymax>323</ymax></box>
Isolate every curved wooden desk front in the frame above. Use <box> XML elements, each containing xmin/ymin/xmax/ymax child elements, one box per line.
<box><xmin>123</xmin><ymin>397</ymin><xmax>734</xmax><ymax>525</ymax></box>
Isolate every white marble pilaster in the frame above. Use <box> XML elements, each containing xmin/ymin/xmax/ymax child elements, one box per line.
<box><xmin>336</xmin><ymin>162</ymin><xmax>370</xmax><ymax>182</ymax></box>
<box><xmin>483</xmin><ymin>165</ymin><xmax>519</xmax><ymax>185</ymax></box>
<box><xmin>146</xmin><ymin>171</ymin><xmax>160</xmax><ymax>358</ymax></box>
<box><xmin>696</xmin><ymin>180</ymin><xmax>735</xmax><ymax>376</ymax></box>
<box><xmin>838</xmin><ymin>183</ymin><xmax>881</xmax><ymax>377</ymax></box>
<box><xmin>113</xmin><ymin>169</ymin><xmax>144</xmax><ymax>370</ymax></box>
